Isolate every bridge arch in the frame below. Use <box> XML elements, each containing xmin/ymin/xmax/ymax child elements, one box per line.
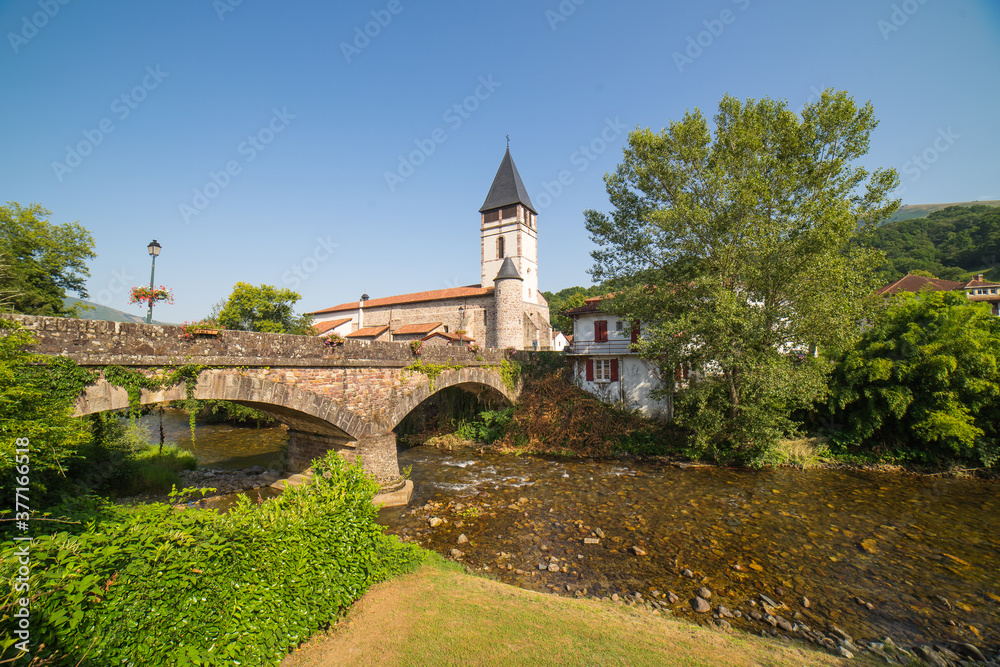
<box><xmin>74</xmin><ymin>369</ymin><xmax>365</xmax><ymax>440</ymax></box>
<box><xmin>386</xmin><ymin>367</ymin><xmax>517</xmax><ymax>432</ymax></box>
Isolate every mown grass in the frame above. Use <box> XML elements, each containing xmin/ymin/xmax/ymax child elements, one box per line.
<box><xmin>283</xmin><ymin>555</ymin><xmax>870</xmax><ymax>667</ymax></box>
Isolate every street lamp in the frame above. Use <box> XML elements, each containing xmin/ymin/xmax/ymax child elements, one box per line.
<box><xmin>146</xmin><ymin>239</ymin><xmax>161</xmax><ymax>324</ymax></box>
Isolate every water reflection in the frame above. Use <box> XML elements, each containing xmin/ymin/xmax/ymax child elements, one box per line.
<box><xmin>136</xmin><ymin>408</ymin><xmax>286</xmax><ymax>470</ymax></box>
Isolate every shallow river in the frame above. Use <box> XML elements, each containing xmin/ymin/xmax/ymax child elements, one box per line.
<box><xmin>379</xmin><ymin>446</ymin><xmax>999</xmax><ymax>649</ymax></box>
<box><xmin>150</xmin><ymin>409</ymin><xmax>998</xmax><ymax>650</ymax></box>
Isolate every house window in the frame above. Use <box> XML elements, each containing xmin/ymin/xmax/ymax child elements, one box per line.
<box><xmin>594</xmin><ymin>359</ymin><xmax>612</xmax><ymax>381</ymax></box>
<box><xmin>992</xmin><ymin>289</ymin><xmax>997</xmax><ymax>294</ymax></box>
<box><xmin>443</xmin><ymin>326</ymin><xmax>449</xmax><ymax>333</ymax></box>
<box><xmin>497</xmin><ymin>236</ymin><xmax>505</xmax><ymax>259</ymax></box>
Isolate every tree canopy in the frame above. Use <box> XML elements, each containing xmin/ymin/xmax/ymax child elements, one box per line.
<box><xmin>0</xmin><ymin>202</ymin><xmax>96</xmax><ymax>316</ymax></box>
<box><xmin>215</xmin><ymin>282</ymin><xmax>311</xmax><ymax>334</ymax></box>
<box><xmin>827</xmin><ymin>291</ymin><xmax>1000</xmax><ymax>467</ymax></box>
<box><xmin>542</xmin><ymin>285</ymin><xmax>607</xmax><ymax>333</ymax></box>
<box><xmin>585</xmin><ymin>90</ymin><xmax>899</xmax><ymax>463</ymax></box>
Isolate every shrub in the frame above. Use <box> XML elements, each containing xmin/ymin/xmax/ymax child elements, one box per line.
<box><xmin>0</xmin><ymin>452</ymin><xmax>424</xmax><ymax>665</ymax></box>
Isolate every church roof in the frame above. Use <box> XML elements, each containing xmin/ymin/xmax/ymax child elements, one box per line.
<box><xmin>479</xmin><ymin>148</ymin><xmax>536</xmax><ymax>214</ymax></box>
<box><xmin>305</xmin><ymin>285</ymin><xmax>493</xmax><ymax>315</ymax></box>
<box><xmin>494</xmin><ymin>257</ymin><xmax>523</xmax><ymax>281</ymax></box>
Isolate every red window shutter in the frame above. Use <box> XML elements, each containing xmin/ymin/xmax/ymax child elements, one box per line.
<box><xmin>610</xmin><ymin>359</ymin><xmax>619</xmax><ymax>381</ymax></box>
<box><xmin>596</xmin><ymin>320</ymin><xmax>608</xmax><ymax>342</ymax></box>
<box><xmin>630</xmin><ymin>320</ymin><xmax>640</xmax><ymax>344</ymax></box>
<box><xmin>675</xmin><ymin>365</ymin><xmax>682</xmax><ymax>382</ymax></box>
<box><xmin>586</xmin><ymin>359</ymin><xmax>594</xmax><ymax>381</ymax></box>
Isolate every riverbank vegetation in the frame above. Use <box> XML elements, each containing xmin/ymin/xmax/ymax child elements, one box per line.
<box><xmin>0</xmin><ymin>452</ymin><xmax>421</xmax><ymax>665</ymax></box>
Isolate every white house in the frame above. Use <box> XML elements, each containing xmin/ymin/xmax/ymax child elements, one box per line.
<box><xmin>563</xmin><ymin>295</ymin><xmax>672</xmax><ymax>421</ymax></box>
<box><xmin>552</xmin><ymin>331</ymin><xmax>571</xmax><ymax>352</ymax></box>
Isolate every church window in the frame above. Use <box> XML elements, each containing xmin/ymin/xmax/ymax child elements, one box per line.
<box><xmin>501</xmin><ymin>205</ymin><xmax>518</xmax><ymax>220</ymax></box>
<box><xmin>497</xmin><ymin>236</ymin><xmax>505</xmax><ymax>258</ymax></box>
<box><xmin>484</xmin><ymin>209</ymin><xmax>500</xmax><ymax>223</ymax></box>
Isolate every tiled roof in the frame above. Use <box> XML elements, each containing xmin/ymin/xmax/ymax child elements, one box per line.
<box><xmin>480</xmin><ymin>147</ymin><xmax>536</xmax><ymax>213</ymax></box>
<box><xmin>877</xmin><ymin>274</ymin><xmax>964</xmax><ymax>295</ymax></box>
<box><xmin>345</xmin><ymin>325</ymin><xmax>389</xmax><ymax>339</ymax></box>
<box><xmin>963</xmin><ymin>279</ymin><xmax>1000</xmax><ymax>289</ymax></box>
<box><xmin>422</xmin><ymin>331</ymin><xmax>473</xmax><ymax>342</ymax></box>
<box><xmin>306</xmin><ymin>285</ymin><xmax>493</xmax><ymax>315</ymax></box>
<box><xmin>312</xmin><ymin>318</ymin><xmax>351</xmax><ymax>335</ymax></box>
<box><xmin>563</xmin><ymin>293</ymin><xmax>615</xmax><ymax>316</ymax></box>
<box><xmin>394</xmin><ymin>322</ymin><xmax>442</xmax><ymax>335</ymax></box>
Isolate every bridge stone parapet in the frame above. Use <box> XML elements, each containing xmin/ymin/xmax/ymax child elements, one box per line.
<box><xmin>5</xmin><ymin>314</ymin><xmax>520</xmax><ymax>490</ymax></box>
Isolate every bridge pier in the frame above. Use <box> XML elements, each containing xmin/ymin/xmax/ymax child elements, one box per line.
<box><xmin>287</xmin><ymin>429</ymin><xmax>402</xmax><ymax>488</ymax></box>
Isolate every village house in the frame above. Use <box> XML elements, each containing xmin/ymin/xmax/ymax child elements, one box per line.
<box><xmin>877</xmin><ymin>272</ymin><xmax>1000</xmax><ymax>315</ymax></box>
<box><xmin>306</xmin><ymin>148</ymin><xmax>554</xmax><ymax>350</ymax></box>
<box><xmin>563</xmin><ymin>295</ymin><xmax>672</xmax><ymax>421</ymax></box>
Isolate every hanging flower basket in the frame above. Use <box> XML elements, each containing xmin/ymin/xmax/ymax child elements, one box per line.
<box><xmin>129</xmin><ymin>285</ymin><xmax>174</xmax><ymax>306</ymax></box>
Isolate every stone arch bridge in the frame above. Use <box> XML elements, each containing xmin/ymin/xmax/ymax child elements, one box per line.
<box><xmin>8</xmin><ymin>315</ymin><xmax>520</xmax><ymax>485</ymax></box>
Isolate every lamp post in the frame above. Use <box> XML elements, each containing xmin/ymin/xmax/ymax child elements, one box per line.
<box><xmin>146</xmin><ymin>239</ymin><xmax>161</xmax><ymax>324</ymax></box>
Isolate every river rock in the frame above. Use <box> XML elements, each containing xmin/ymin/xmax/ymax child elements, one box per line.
<box><xmin>717</xmin><ymin>605</ymin><xmax>734</xmax><ymax>618</ymax></box>
<box><xmin>837</xmin><ymin>646</ymin><xmax>854</xmax><ymax>659</ymax></box>
<box><xmin>429</xmin><ymin>517</ymin><xmax>444</xmax><ymax>527</ymax></box>
<box><xmin>801</xmin><ymin>596</ymin><xmax>811</xmax><ymax>608</ymax></box>
<box><xmin>714</xmin><ymin>619</ymin><xmax>733</xmax><ymax>632</ymax></box>
<box><xmin>913</xmin><ymin>646</ymin><xmax>948</xmax><ymax>667</ymax></box>
<box><xmin>828</xmin><ymin>624</ymin><xmax>853</xmax><ymax>642</ymax></box>
<box><xmin>952</xmin><ymin>642</ymin><xmax>987</xmax><ymax>662</ymax></box>
<box><xmin>692</xmin><ymin>596</ymin><xmax>711</xmax><ymax>613</ymax></box>
<box><xmin>547</xmin><ymin>562</ymin><xmax>560</xmax><ymax>572</ymax></box>
<box><xmin>667</xmin><ymin>591</ymin><xmax>679</xmax><ymax>603</ymax></box>
<box><xmin>457</xmin><ymin>534</ymin><xmax>468</xmax><ymax>544</ymax></box>
<box><xmin>595</xmin><ymin>527</ymin><xmax>605</xmax><ymax>538</ymax></box>
<box><xmin>682</xmin><ymin>569</ymin><xmax>695</xmax><ymax>578</ymax></box>
<box><xmin>750</xmin><ymin>610</ymin><xmax>763</xmax><ymax>621</ymax></box>
<box><xmin>697</xmin><ymin>587</ymin><xmax>713</xmax><ymax>600</ymax></box>
<box><xmin>611</xmin><ymin>593</ymin><xmax>620</xmax><ymax>602</ymax></box>
<box><xmin>583</xmin><ymin>537</ymin><xmax>599</xmax><ymax>545</ymax></box>
<box><xmin>632</xmin><ymin>546</ymin><xmax>648</xmax><ymax>556</ymax></box>
<box><xmin>759</xmin><ymin>593</ymin><xmax>779</xmax><ymax>608</ymax></box>
<box><xmin>451</xmin><ymin>549</ymin><xmax>464</xmax><ymax>559</ymax></box>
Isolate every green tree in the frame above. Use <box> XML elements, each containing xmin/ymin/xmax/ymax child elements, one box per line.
<box><xmin>585</xmin><ymin>90</ymin><xmax>899</xmax><ymax>464</ymax></box>
<box><xmin>828</xmin><ymin>291</ymin><xmax>999</xmax><ymax>467</ymax></box>
<box><xmin>0</xmin><ymin>319</ymin><xmax>94</xmax><ymax>500</ymax></box>
<box><xmin>215</xmin><ymin>282</ymin><xmax>311</xmax><ymax>334</ymax></box>
<box><xmin>0</xmin><ymin>202</ymin><xmax>96</xmax><ymax>316</ymax></box>
<box><xmin>542</xmin><ymin>285</ymin><xmax>606</xmax><ymax>333</ymax></box>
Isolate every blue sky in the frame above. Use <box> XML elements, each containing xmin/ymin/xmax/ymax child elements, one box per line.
<box><xmin>2</xmin><ymin>0</ymin><xmax>998</xmax><ymax>323</ymax></box>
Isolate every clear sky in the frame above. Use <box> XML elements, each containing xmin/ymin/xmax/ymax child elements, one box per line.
<box><xmin>2</xmin><ymin>0</ymin><xmax>998</xmax><ymax>323</ymax></box>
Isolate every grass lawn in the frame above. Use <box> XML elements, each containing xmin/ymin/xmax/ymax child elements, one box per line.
<box><xmin>282</xmin><ymin>556</ymin><xmax>869</xmax><ymax>667</ymax></box>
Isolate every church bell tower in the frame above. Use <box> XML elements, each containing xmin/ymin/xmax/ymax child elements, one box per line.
<box><xmin>479</xmin><ymin>147</ymin><xmax>539</xmax><ymax>305</ymax></box>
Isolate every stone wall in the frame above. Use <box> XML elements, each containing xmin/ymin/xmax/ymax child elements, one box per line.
<box><xmin>4</xmin><ymin>313</ymin><xmax>506</xmax><ymax>368</ymax></box>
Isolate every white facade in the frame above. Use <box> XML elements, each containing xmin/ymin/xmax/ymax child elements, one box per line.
<box><xmin>566</xmin><ymin>306</ymin><xmax>672</xmax><ymax>421</ymax></box>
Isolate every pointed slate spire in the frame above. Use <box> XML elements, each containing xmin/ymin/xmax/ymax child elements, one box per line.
<box><xmin>494</xmin><ymin>256</ymin><xmax>523</xmax><ymax>282</ymax></box>
<box><xmin>480</xmin><ymin>147</ymin><xmax>536</xmax><ymax>214</ymax></box>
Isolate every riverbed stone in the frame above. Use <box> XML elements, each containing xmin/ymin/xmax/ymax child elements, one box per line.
<box><xmin>697</xmin><ymin>587</ymin><xmax>712</xmax><ymax>600</ymax></box>
<box><xmin>717</xmin><ymin>605</ymin><xmax>734</xmax><ymax>618</ymax></box>
<box><xmin>633</xmin><ymin>546</ymin><xmax>648</xmax><ymax>556</ymax></box>
<box><xmin>667</xmin><ymin>591</ymin><xmax>679</xmax><ymax>604</ymax></box>
<box><xmin>429</xmin><ymin>517</ymin><xmax>444</xmax><ymax>527</ymax></box>
<box><xmin>450</xmin><ymin>549</ymin><xmax>464</xmax><ymax>559</ymax></box>
<box><xmin>682</xmin><ymin>569</ymin><xmax>695</xmax><ymax>578</ymax></box>
<box><xmin>801</xmin><ymin>596</ymin><xmax>811</xmax><ymax>608</ymax></box>
<box><xmin>692</xmin><ymin>596</ymin><xmax>711</xmax><ymax>613</ymax></box>
<box><xmin>457</xmin><ymin>533</ymin><xmax>468</xmax><ymax>544</ymax></box>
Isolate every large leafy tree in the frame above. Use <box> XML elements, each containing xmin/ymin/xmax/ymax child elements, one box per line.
<box><xmin>585</xmin><ymin>91</ymin><xmax>899</xmax><ymax>463</ymax></box>
<box><xmin>215</xmin><ymin>282</ymin><xmax>311</xmax><ymax>334</ymax></box>
<box><xmin>828</xmin><ymin>291</ymin><xmax>1000</xmax><ymax>467</ymax></box>
<box><xmin>0</xmin><ymin>202</ymin><xmax>96</xmax><ymax>316</ymax></box>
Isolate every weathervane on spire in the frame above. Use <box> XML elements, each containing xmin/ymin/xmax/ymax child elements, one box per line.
<box><xmin>506</xmin><ymin>133</ymin><xmax>510</xmax><ymax>148</ymax></box>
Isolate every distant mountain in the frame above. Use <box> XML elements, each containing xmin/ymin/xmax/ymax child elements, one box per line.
<box><xmin>888</xmin><ymin>200</ymin><xmax>1000</xmax><ymax>223</ymax></box>
<box><xmin>63</xmin><ymin>297</ymin><xmax>172</xmax><ymax>325</ymax></box>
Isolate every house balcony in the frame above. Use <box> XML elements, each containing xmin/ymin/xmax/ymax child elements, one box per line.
<box><xmin>566</xmin><ymin>340</ymin><xmax>635</xmax><ymax>356</ymax></box>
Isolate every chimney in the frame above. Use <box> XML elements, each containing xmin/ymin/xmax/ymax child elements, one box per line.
<box><xmin>977</xmin><ymin>274</ymin><xmax>984</xmax><ymax>282</ymax></box>
<box><xmin>358</xmin><ymin>293</ymin><xmax>369</xmax><ymax>329</ymax></box>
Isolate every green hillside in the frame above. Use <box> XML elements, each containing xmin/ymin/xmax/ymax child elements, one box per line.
<box><xmin>888</xmin><ymin>200</ymin><xmax>1000</xmax><ymax>223</ymax></box>
<box><xmin>63</xmin><ymin>297</ymin><xmax>172</xmax><ymax>325</ymax></box>
<box><xmin>872</xmin><ymin>204</ymin><xmax>1000</xmax><ymax>282</ymax></box>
